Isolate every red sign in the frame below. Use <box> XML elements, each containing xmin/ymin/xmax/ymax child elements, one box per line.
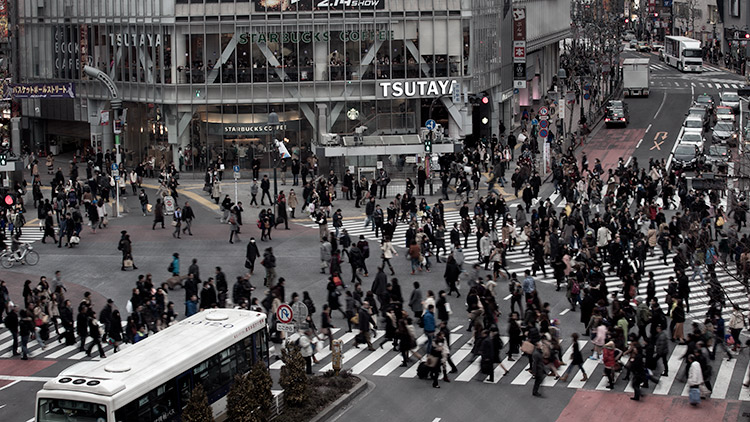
<box><xmin>514</xmin><ymin>46</ymin><xmax>525</xmax><ymax>59</ymax></box>
<box><xmin>276</xmin><ymin>304</ymin><xmax>293</xmax><ymax>324</ymax></box>
<box><xmin>513</xmin><ymin>7</ymin><xmax>526</xmax><ymax>42</ymax></box>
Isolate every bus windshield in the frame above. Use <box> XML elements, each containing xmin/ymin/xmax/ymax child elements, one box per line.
<box><xmin>38</xmin><ymin>398</ymin><xmax>108</xmax><ymax>422</ymax></box>
<box><xmin>683</xmin><ymin>49</ymin><xmax>702</xmax><ymax>58</ymax></box>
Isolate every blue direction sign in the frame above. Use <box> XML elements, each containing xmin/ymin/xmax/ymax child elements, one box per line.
<box><xmin>539</xmin><ymin>119</ymin><xmax>549</xmax><ymax>129</ymax></box>
<box><xmin>539</xmin><ymin>129</ymin><xmax>549</xmax><ymax>138</ymax></box>
<box><xmin>583</xmin><ymin>93</ymin><xmax>591</xmax><ymax>100</ymax></box>
<box><xmin>531</xmin><ymin>119</ymin><xmax>539</xmax><ymax>126</ymax></box>
<box><xmin>425</xmin><ymin>119</ymin><xmax>437</xmax><ymax>131</ymax></box>
<box><xmin>111</xmin><ymin>163</ymin><xmax>118</xmax><ymax>171</ymax></box>
<box><xmin>233</xmin><ymin>165</ymin><xmax>240</xmax><ymax>173</ymax></box>
<box><xmin>583</xmin><ymin>84</ymin><xmax>591</xmax><ymax>91</ymax></box>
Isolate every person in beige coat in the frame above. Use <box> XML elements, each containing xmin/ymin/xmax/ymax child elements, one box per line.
<box><xmin>288</xmin><ymin>189</ymin><xmax>299</xmax><ymax>218</ymax></box>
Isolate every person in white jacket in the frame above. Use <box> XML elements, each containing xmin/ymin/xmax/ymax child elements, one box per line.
<box><xmin>381</xmin><ymin>238</ymin><xmax>397</xmax><ymax>275</ymax></box>
<box><xmin>687</xmin><ymin>354</ymin><xmax>705</xmax><ymax>405</ymax></box>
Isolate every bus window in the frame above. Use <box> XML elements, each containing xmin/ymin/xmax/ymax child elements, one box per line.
<box><xmin>38</xmin><ymin>398</ymin><xmax>107</xmax><ymax>422</ymax></box>
<box><xmin>258</xmin><ymin>329</ymin><xmax>270</xmax><ymax>365</ymax></box>
<box><xmin>177</xmin><ymin>372</ymin><xmax>192</xmax><ymax>410</ymax></box>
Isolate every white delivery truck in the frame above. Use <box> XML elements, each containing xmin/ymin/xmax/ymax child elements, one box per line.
<box><xmin>622</xmin><ymin>58</ymin><xmax>650</xmax><ymax>97</ymax></box>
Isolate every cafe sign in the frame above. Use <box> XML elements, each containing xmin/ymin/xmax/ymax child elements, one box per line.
<box><xmin>238</xmin><ymin>30</ymin><xmax>393</xmax><ymax>45</ymax></box>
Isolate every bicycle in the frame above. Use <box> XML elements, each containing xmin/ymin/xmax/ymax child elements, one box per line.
<box><xmin>453</xmin><ymin>190</ymin><xmax>475</xmax><ymax>206</ymax></box>
<box><xmin>0</xmin><ymin>243</ymin><xmax>40</xmax><ymax>269</ymax></box>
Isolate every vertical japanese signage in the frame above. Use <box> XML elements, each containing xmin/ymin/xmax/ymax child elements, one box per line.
<box><xmin>80</xmin><ymin>25</ymin><xmax>89</xmax><ymax>77</ymax></box>
<box><xmin>0</xmin><ymin>0</ymin><xmax>8</xmax><ymax>42</ymax></box>
<box><xmin>513</xmin><ymin>7</ymin><xmax>527</xmax><ymax>88</ymax></box>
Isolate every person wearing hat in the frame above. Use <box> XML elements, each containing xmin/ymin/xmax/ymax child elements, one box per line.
<box><xmin>602</xmin><ymin>340</ymin><xmax>623</xmax><ymax>389</ymax></box>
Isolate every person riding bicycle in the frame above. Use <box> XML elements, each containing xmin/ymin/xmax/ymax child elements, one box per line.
<box><xmin>457</xmin><ymin>176</ymin><xmax>471</xmax><ymax>197</ymax></box>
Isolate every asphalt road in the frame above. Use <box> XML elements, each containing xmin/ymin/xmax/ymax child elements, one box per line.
<box><xmin>3</xmin><ymin>47</ymin><xmax>750</xmax><ymax>422</ymax></box>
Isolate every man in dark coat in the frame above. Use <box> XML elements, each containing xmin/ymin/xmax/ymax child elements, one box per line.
<box><xmin>371</xmin><ymin>267</ymin><xmax>389</xmax><ymax>314</ymax></box>
<box><xmin>480</xmin><ymin>329</ymin><xmax>495</xmax><ymax>382</ymax></box>
<box><xmin>245</xmin><ymin>238</ymin><xmax>261</xmax><ymax>274</ymax></box>
<box><xmin>77</xmin><ymin>305</ymin><xmax>90</xmax><ymax>352</ymax></box>
<box><xmin>3</xmin><ymin>306</ymin><xmax>19</xmax><ymax>355</ymax></box>
<box><xmin>532</xmin><ymin>341</ymin><xmax>547</xmax><ymax>397</ymax></box>
<box><xmin>200</xmin><ymin>280</ymin><xmax>218</xmax><ymax>309</ymax></box>
<box><xmin>59</xmin><ymin>300</ymin><xmax>75</xmax><ymax>345</ymax></box>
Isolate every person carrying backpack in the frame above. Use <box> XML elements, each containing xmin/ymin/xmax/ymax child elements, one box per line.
<box><xmin>509</xmin><ymin>273</ymin><xmax>524</xmax><ymax>315</ymax></box>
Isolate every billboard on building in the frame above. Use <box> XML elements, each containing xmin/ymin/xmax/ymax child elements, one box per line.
<box><xmin>255</xmin><ymin>0</ymin><xmax>385</xmax><ymax>11</ymax></box>
<box><xmin>0</xmin><ymin>0</ymin><xmax>8</xmax><ymax>42</ymax></box>
<box><xmin>8</xmin><ymin>83</ymin><xmax>76</xmax><ymax>99</ymax></box>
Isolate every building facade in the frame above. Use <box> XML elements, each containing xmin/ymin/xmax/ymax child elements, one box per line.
<box><xmin>15</xmin><ymin>0</ymin><xmax>569</xmax><ymax>169</ymax></box>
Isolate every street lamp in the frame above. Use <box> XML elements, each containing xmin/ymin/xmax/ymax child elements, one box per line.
<box><xmin>83</xmin><ymin>65</ymin><xmax>122</xmax><ymax>218</ymax></box>
<box><xmin>268</xmin><ymin>112</ymin><xmax>279</xmax><ymax>208</ymax></box>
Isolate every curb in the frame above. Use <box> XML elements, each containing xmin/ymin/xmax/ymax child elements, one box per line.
<box><xmin>309</xmin><ymin>376</ymin><xmax>371</xmax><ymax>422</ymax></box>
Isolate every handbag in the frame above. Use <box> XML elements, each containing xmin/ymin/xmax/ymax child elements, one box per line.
<box><xmin>123</xmin><ymin>259</ymin><xmax>134</xmax><ymax>268</ymax></box>
<box><xmin>350</xmin><ymin>314</ymin><xmax>359</xmax><ymax>325</ymax></box>
<box><xmin>171</xmin><ymin>220</ymin><xmax>178</xmax><ymax>226</ymax></box>
<box><xmin>521</xmin><ymin>340</ymin><xmax>535</xmax><ymax>355</ymax></box>
<box><xmin>70</xmin><ymin>236</ymin><xmax>80</xmax><ymax>244</ymax></box>
<box><xmin>147</xmin><ymin>204</ymin><xmax>153</xmax><ymax>212</ymax></box>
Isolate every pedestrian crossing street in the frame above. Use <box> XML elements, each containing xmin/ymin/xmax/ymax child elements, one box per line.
<box><xmin>2</xmin><ymin>228</ymin><xmax>45</xmax><ymax>244</ymax></box>
<box><xmin>649</xmin><ymin>63</ymin><xmax>727</xmax><ymax>73</ymax></box>
<box><xmin>267</xmin><ymin>324</ymin><xmax>750</xmax><ymax>399</ymax></box>
<box><xmin>300</xmin><ymin>197</ymin><xmax>748</xmax><ymax>322</ymax></box>
<box><xmin>0</xmin><ymin>321</ymin><xmax>129</xmax><ymax>361</ymax></box>
<box><xmin>650</xmin><ymin>78</ymin><xmax>745</xmax><ymax>90</ymax></box>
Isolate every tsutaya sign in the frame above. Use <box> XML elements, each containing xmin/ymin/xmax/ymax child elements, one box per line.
<box><xmin>378</xmin><ymin>80</ymin><xmax>459</xmax><ymax>98</ymax></box>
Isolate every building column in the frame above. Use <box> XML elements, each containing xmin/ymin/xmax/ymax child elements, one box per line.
<box><xmin>173</xmin><ymin>29</ymin><xmax>187</xmax><ymax>84</ymax></box>
<box><xmin>88</xmin><ymin>99</ymin><xmax>113</xmax><ymax>152</ymax></box>
<box><xmin>166</xmin><ymin>104</ymin><xmax>192</xmax><ymax>166</ymax></box>
<box><xmin>314</xmin><ymin>41</ymin><xmax>328</xmax><ymax>81</ymax></box>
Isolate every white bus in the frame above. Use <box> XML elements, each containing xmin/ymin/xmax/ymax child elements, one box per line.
<box><xmin>663</xmin><ymin>36</ymin><xmax>703</xmax><ymax>72</ymax></box>
<box><xmin>35</xmin><ymin>309</ymin><xmax>269</xmax><ymax>422</ymax></box>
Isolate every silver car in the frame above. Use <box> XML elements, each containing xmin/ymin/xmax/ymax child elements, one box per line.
<box><xmin>720</xmin><ymin>91</ymin><xmax>740</xmax><ymax>112</ymax></box>
<box><xmin>712</xmin><ymin>121</ymin><xmax>737</xmax><ymax>146</ymax></box>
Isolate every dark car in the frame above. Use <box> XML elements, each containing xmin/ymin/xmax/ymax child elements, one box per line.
<box><xmin>672</xmin><ymin>144</ymin><xmax>703</xmax><ymax>170</ymax></box>
<box><xmin>605</xmin><ymin>108</ymin><xmax>629</xmax><ymax>126</ymax></box>
<box><xmin>694</xmin><ymin>93</ymin><xmax>715</xmax><ymax>113</ymax></box>
<box><xmin>704</xmin><ymin>144</ymin><xmax>731</xmax><ymax>172</ymax></box>
<box><xmin>606</xmin><ymin>100</ymin><xmax>628</xmax><ymax>112</ymax></box>
<box><xmin>712</xmin><ymin>121</ymin><xmax>738</xmax><ymax>146</ymax></box>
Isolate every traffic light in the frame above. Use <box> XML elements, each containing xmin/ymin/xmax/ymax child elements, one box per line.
<box><xmin>653</xmin><ymin>12</ymin><xmax>658</xmax><ymax>17</ymax></box>
<box><xmin>473</xmin><ymin>92</ymin><xmax>492</xmax><ymax>138</ymax></box>
<box><xmin>3</xmin><ymin>193</ymin><xmax>13</xmax><ymax>207</ymax></box>
<box><xmin>745</xmin><ymin>33</ymin><xmax>750</xmax><ymax>39</ymax></box>
<box><xmin>0</xmin><ymin>153</ymin><xmax>6</xmax><ymax>166</ymax></box>
<box><xmin>424</xmin><ymin>133</ymin><xmax>433</xmax><ymax>153</ymax></box>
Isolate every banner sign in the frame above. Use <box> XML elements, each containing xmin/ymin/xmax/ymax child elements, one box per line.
<box><xmin>513</xmin><ymin>7</ymin><xmax>527</xmax><ymax>85</ymax></box>
<box><xmin>9</xmin><ymin>82</ymin><xmax>76</xmax><ymax>99</ymax></box>
<box><xmin>0</xmin><ymin>0</ymin><xmax>8</xmax><ymax>41</ymax></box>
<box><xmin>255</xmin><ymin>0</ymin><xmax>384</xmax><ymax>12</ymax></box>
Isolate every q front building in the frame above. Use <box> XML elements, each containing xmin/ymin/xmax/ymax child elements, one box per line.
<box><xmin>15</xmin><ymin>0</ymin><xmax>569</xmax><ymax>172</ymax></box>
